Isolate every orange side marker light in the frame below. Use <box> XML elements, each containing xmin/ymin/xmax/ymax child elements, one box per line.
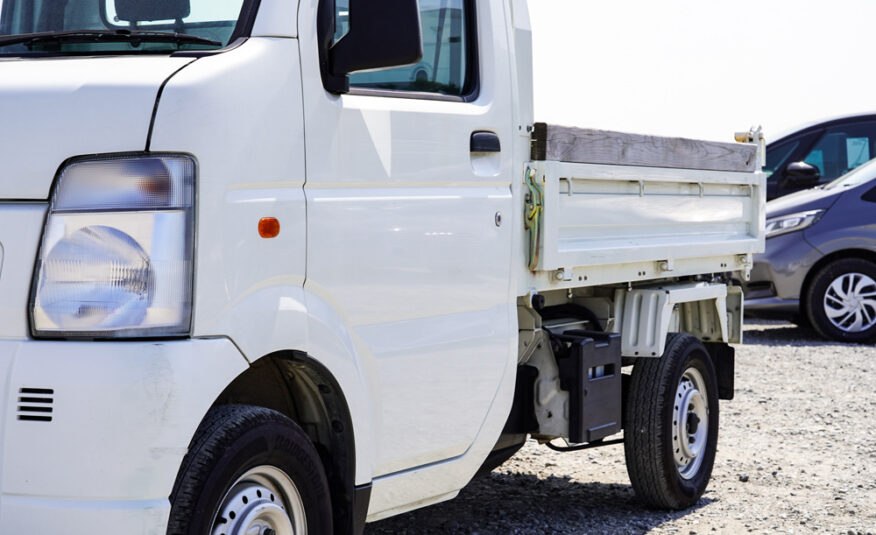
<box><xmin>259</xmin><ymin>217</ymin><xmax>280</xmax><ymax>238</ymax></box>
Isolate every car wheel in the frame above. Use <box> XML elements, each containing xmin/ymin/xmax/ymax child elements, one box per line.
<box><xmin>624</xmin><ymin>334</ymin><xmax>720</xmax><ymax>509</ymax></box>
<box><xmin>167</xmin><ymin>405</ymin><xmax>333</xmax><ymax>535</ymax></box>
<box><xmin>790</xmin><ymin>314</ymin><xmax>811</xmax><ymax>329</ymax></box>
<box><xmin>806</xmin><ymin>258</ymin><xmax>876</xmax><ymax>343</ymax></box>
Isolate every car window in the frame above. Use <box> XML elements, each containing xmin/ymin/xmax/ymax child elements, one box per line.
<box><xmin>825</xmin><ymin>157</ymin><xmax>876</xmax><ymax>190</ymax></box>
<box><xmin>765</xmin><ymin>140</ymin><xmax>799</xmax><ymax>181</ymax></box>
<box><xmin>334</xmin><ymin>0</ymin><xmax>474</xmax><ymax>97</ymax></box>
<box><xmin>801</xmin><ymin>122</ymin><xmax>876</xmax><ymax>182</ymax></box>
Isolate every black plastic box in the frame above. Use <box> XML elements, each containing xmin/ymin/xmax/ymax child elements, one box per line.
<box><xmin>552</xmin><ymin>330</ymin><xmax>623</xmax><ymax>444</ymax></box>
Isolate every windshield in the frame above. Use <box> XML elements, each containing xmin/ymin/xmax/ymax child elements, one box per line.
<box><xmin>825</xmin><ymin>156</ymin><xmax>876</xmax><ymax>190</ymax></box>
<box><xmin>0</xmin><ymin>0</ymin><xmax>250</xmax><ymax>55</ymax></box>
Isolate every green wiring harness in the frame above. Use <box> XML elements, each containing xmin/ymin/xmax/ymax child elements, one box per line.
<box><xmin>524</xmin><ymin>166</ymin><xmax>544</xmax><ymax>271</ymax></box>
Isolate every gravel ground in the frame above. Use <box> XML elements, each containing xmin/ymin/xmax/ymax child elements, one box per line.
<box><xmin>366</xmin><ymin>321</ymin><xmax>876</xmax><ymax>534</ymax></box>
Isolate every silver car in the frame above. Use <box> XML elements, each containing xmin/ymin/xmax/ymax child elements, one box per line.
<box><xmin>745</xmin><ymin>159</ymin><xmax>876</xmax><ymax>343</ymax></box>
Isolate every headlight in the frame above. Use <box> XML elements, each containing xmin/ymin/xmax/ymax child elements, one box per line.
<box><xmin>764</xmin><ymin>209</ymin><xmax>824</xmax><ymax>239</ymax></box>
<box><xmin>31</xmin><ymin>155</ymin><xmax>195</xmax><ymax>338</ymax></box>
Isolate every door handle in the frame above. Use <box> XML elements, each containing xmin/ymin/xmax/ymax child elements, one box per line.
<box><xmin>471</xmin><ymin>131</ymin><xmax>501</xmax><ymax>153</ymax></box>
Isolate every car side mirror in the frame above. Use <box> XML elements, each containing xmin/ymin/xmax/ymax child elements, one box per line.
<box><xmin>318</xmin><ymin>0</ymin><xmax>423</xmax><ymax>94</ymax></box>
<box><xmin>784</xmin><ymin>161</ymin><xmax>821</xmax><ymax>188</ymax></box>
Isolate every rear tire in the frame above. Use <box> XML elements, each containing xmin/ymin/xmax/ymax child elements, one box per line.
<box><xmin>624</xmin><ymin>334</ymin><xmax>719</xmax><ymax>509</ymax></box>
<box><xmin>167</xmin><ymin>405</ymin><xmax>333</xmax><ymax>535</ymax></box>
<box><xmin>805</xmin><ymin>258</ymin><xmax>876</xmax><ymax>343</ymax></box>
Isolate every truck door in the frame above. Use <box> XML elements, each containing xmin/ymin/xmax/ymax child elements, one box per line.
<box><xmin>300</xmin><ymin>0</ymin><xmax>516</xmax><ymax>477</ymax></box>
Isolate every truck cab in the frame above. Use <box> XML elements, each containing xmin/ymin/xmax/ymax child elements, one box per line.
<box><xmin>0</xmin><ymin>1</ymin><xmax>762</xmax><ymax>534</ymax></box>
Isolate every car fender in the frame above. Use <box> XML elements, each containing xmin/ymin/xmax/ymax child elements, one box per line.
<box><xmin>197</xmin><ymin>284</ymin><xmax>377</xmax><ymax>486</ymax></box>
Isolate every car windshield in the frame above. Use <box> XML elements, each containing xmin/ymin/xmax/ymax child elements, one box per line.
<box><xmin>0</xmin><ymin>0</ymin><xmax>250</xmax><ymax>55</ymax></box>
<box><xmin>824</xmin><ymin>157</ymin><xmax>876</xmax><ymax>190</ymax></box>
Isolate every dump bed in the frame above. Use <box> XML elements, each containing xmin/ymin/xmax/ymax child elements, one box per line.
<box><xmin>521</xmin><ymin>123</ymin><xmax>766</xmax><ymax>292</ymax></box>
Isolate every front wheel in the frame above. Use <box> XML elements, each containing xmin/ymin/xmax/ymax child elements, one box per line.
<box><xmin>805</xmin><ymin>258</ymin><xmax>876</xmax><ymax>343</ymax></box>
<box><xmin>167</xmin><ymin>405</ymin><xmax>333</xmax><ymax>535</ymax></box>
<box><xmin>624</xmin><ymin>334</ymin><xmax>719</xmax><ymax>509</ymax></box>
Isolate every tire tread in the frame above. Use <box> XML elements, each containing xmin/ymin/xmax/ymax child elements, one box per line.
<box><xmin>167</xmin><ymin>404</ymin><xmax>332</xmax><ymax>535</ymax></box>
<box><xmin>624</xmin><ymin>334</ymin><xmax>717</xmax><ymax>509</ymax></box>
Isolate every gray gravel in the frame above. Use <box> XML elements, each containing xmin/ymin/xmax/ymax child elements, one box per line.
<box><xmin>366</xmin><ymin>321</ymin><xmax>876</xmax><ymax>534</ymax></box>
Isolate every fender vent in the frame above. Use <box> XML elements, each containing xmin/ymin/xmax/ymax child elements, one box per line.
<box><xmin>17</xmin><ymin>388</ymin><xmax>54</xmax><ymax>422</ymax></box>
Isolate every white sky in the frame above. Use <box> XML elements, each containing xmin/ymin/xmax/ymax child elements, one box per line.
<box><xmin>529</xmin><ymin>1</ymin><xmax>876</xmax><ymax>143</ymax></box>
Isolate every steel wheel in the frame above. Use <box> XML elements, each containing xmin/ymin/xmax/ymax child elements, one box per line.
<box><xmin>823</xmin><ymin>272</ymin><xmax>876</xmax><ymax>333</ymax></box>
<box><xmin>168</xmin><ymin>405</ymin><xmax>333</xmax><ymax>535</ymax></box>
<box><xmin>672</xmin><ymin>367</ymin><xmax>709</xmax><ymax>479</ymax></box>
<box><xmin>625</xmin><ymin>334</ymin><xmax>720</xmax><ymax>509</ymax></box>
<box><xmin>211</xmin><ymin>466</ymin><xmax>307</xmax><ymax>535</ymax></box>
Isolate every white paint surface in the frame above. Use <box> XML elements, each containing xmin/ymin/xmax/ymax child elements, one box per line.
<box><xmin>530</xmin><ymin>1</ymin><xmax>876</xmax><ymax>142</ymax></box>
<box><xmin>0</xmin><ymin>2</ymin><xmax>771</xmax><ymax>530</ymax></box>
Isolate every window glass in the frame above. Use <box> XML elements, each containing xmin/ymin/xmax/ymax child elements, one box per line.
<box><xmin>0</xmin><ymin>0</ymin><xmax>247</xmax><ymax>55</ymax></box>
<box><xmin>336</xmin><ymin>0</ymin><xmax>472</xmax><ymax>97</ymax></box>
<box><xmin>846</xmin><ymin>137</ymin><xmax>870</xmax><ymax>169</ymax></box>
<box><xmin>801</xmin><ymin>122</ymin><xmax>876</xmax><ymax>182</ymax></box>
<box><xmin>803</xmin><ymin>144</ymin><xmax>826</xmax><ymax>176</ymax></box>
<box><xmin>826</xmin><ymin>157</ymin><xmax>876</xmax><ymax>190</ymax></box>
<box><xmin>765</xmin><ymin>140</ymin><xmax>798</xmax><ymax>181</ymax></box>
<box><xmin>334</xmin><ymin>0</ymin><xmax>349</xmax><ymax>41</ymax></box>
<box><xmin>104</xmin><ymin>0</ymin><xmax>243</xmax><ymax>26</ymax></box>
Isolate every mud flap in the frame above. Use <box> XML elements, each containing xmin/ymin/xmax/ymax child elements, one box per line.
<box><xmin>704</xmin><ymin>342</ymin><xmax>735</xmax><ymax>400</ymax></box>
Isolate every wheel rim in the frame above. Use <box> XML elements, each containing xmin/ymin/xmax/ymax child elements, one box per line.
<box><xmin>823</xmin><ymin>272</ymin><xmax>876</xmax><ymax>333</ymax></box>
<box><xmin>672</xmin><ymin>367</ymin><xmax>709</xmax><ymax>480</ymax></box>
<box><xmin>211</xmin><ymin>465</ymin><xmax>307</xmax><ymax>535</ymax></box>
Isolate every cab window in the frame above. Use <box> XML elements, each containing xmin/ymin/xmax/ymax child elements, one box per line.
<box><xmin>334</xmin><ymin>0</ymin><xmax>475</xmax><ymax>98</ymax></box>
<box><xmin>0</xmin><ymin>0</ymin><xmax>247</xmax><ymax>53</ymax></box>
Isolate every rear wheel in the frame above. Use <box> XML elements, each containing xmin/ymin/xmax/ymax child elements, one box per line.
<box><xmin>806</xmin><ymin>258</ymin><xmax>876</xmax><ymax>343</ymax></box>
<box><xmin>624</xmin><ymin>334</ymin><xmax>719</xmax><ymax>509</ymax></box>
<box><xmin>167</xmin><ymin>405</ymin><xmax>333</xmax><ymax>535</ymax></box>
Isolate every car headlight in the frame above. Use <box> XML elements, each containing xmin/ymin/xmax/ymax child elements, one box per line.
<box><xmin>764</xmin><ymin>209</ymin><xmax>824</xmax><ymax>239</ymax></box>
<box><xmin>31</xmin><ymin>154</ymin><xmax>195</xmax><ymax>338</ymax></box>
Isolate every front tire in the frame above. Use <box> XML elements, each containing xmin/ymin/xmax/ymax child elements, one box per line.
<box><xmin>167</xmin><ymin>405</ymin><xmax>333</xmax><ymax>535</ymax></box>
<box><xmin>624</xmin><ymin>334</ymin><xmax>719</xmax><ymax>509</ymax></box>
<box><xmin>805</xmin><ymin>258</ymin><xmax>876</xmax><ymax>343</ymax></box>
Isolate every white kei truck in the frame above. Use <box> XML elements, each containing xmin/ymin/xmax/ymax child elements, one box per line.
<box><xmin>0</xmin><ymin>0</ymin><xmax>765</xmax><ymax>533</ymax></box>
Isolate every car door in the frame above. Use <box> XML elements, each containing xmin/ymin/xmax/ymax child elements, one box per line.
<box><xmin>299</xmin><ymin>0</ymin><xmax>516</xmax><ymax>477</ymax></box>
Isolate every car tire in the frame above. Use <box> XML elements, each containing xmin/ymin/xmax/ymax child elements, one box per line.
<box><xmin>624</xmin><ymin>334</ymin><xmax>720</xmax><ymax>509</ymax></box>
<box><xmin>790</xmin><ymin>314</ymin><xmax>811</xmax><ymax>329</ymax></box>
<box><xmin>805</xmin><ymin>258</ymin><xmax>876</xmax><ymax>343</ymax></box>
<box><xmin>167</xmin><ymin>404</ymin><xmax>333</xmax><ymax>535</ymax></box>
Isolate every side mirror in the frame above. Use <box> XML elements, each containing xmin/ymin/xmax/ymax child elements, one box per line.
<box><xmin>318</xmin><ymin>0</ymin><xmax>423</xmax><ymax>94</ymax></box>
<box><xmin>784</xmin><ymin>161</ymin><xmax>821</xmax><ymax>188</ymax></box>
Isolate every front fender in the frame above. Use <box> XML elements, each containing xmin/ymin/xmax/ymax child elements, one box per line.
<box><xmin>196</xmin><ymin>283</ymin><xmax>376</xmax><ymax>485</ymax></box>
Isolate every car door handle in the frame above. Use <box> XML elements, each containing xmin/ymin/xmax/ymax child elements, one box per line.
<box><xmin>471</xmin><ymin>131</ymin><xmax>501</xmax><ymax>153</ymax></box>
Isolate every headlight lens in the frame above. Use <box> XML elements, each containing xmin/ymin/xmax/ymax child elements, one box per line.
<box><xmin>764</xmin><ymin>209</ymin><xmax>824</xmax><ymax>239</ymax></box>
<box><xmin>31</xmin><ymin>155</ymin><xmax>195</xmax><ymax>338</ymax></box>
